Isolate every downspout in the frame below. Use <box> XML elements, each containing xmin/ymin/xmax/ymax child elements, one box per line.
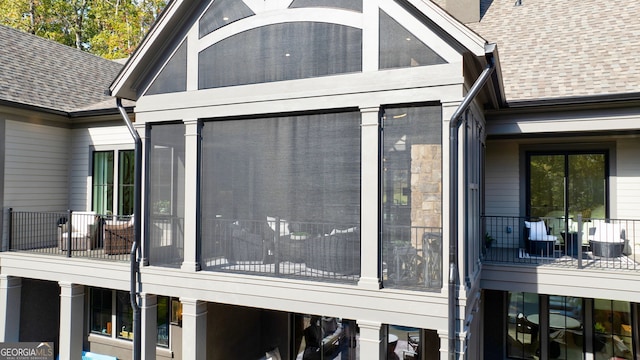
<box><xmin>448</xmin><ymin>51</ymin><xmax>495</xmax><ymax>360</ymax></box>
<box><xmin>116</xmin><ymin>98</ymin><xmax>142</xmax><ymax>360</ymax></box>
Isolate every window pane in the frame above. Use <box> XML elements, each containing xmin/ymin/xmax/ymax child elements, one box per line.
<box><xmin>201</xmin><ymin>112</ymin><xmax>361</xmax><ymax>281</ymax></box>
<box><xmin>593</xmin><ymin>299</ymin><xmax>632</xmax><ymax>358</ymax></box>
<box><xmin>148</xmin><ymin>123</ymin><xmax>186</xmax><ymax>267</ymax></box>
<box><xmin>289</xmin><ymin>0</ymin><xmax>362</xmax><ymax>12</ymax></box>
<box><xmin>157</xmin><ymin>296</ymin><xmax>170</xmax><ymax>347</ymax></box>
<box><xmin>295</xmin><ymin>314</ymin><xmax>357</xmax><ymax>359</ymax></box>
<box><xmin>93</xmin><ymin>151</ymin><xmax>114</xmax><ymax>215</ymax></box>
<box><xmin>118</xmin><ymin>150</ymin><xmax>135</xmax><ymax>216</ymax></box>
<box><xmin>528</xmin><ymin>154</ymin><xmax>565</xmax><ymax>236</ymax></box>
<box><xmin>506</xmin><ymin>292</ymin><xmax>540</xmax><ymax>359</ymax></box>
<box><xmin>199</xmin><ymin>22</ymin><xmax>362</xmax><ymax>89</ymax></box>
<box><xmin>548</xmin><ymin>296</ymin><xmax>584</xmax><ymax>359</ymax></box>
<box><xmin>568</xmin><ymin>154</ymin><xmax>606</xmax><ymax>220</ymax></box>
<box><xmin>382</xmin><ymin>106</ymin><xmax>442</xmax><ymax>290</ymax></box>
<box><xmin>90</xmin><ymin>288</ymin><xmax>112</xmax><ymax>336</ymax></box>
<box><xmin>116</xmin><ymin>291</ymin><xmax>133</xmax><ymax>341</ymax></box>
<box><xmin>379</xmin><ymin>11</ymin><xmax>446</xmax><ymax>70</ymax></box>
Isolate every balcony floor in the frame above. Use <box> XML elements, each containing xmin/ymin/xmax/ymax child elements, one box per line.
<box><xmin>483</xmin><ymin>247</ymin><xmax>640</xmax><ymax>272</ymax></box>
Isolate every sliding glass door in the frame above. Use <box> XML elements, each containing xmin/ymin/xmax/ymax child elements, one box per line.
<box><xmin>527</xmin><ymin>152</ymin><xmax>607</xmax><ymax>236</ymax></box>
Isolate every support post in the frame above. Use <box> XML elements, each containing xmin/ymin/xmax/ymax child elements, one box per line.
<box><xmin>58</xmin><ymin>282</ymin><xmax>84</xmax><ymax>360</ymax></box>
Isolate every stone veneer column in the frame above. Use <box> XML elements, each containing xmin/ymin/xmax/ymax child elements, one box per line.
<box><xmin>357</xmin><ymin>320</ymin><xmax>384</xmax><ymax>359</ymax></box>
<box><xmin>0</xmin><ymin>275</ymin><xmax>21</xmax><ymax>341</ymax></box>
<box><xmin>358</xmin><ymin>106</ymin><xmax>382</xmax><ymax>290</ymax></box>
<box><xmin>141</xmin><ymin>294</ymin><xmax>157</xmax><ymax>360</ymax></box>
<box><xmin>58</xmin><ymin>282</ymin><xmax>84</xmax><ymax>360</ymax></box>
<box><xmin>181</xmin><ymin>298</ymin><xmax>207</xmax><ymax>360</ymax></box>
<box><xmin>182</xmin><ymin>119</ymin><xmax>200</xmax><ymax>271</ymax></box>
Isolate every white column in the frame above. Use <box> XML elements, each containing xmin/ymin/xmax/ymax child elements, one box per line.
<box><xmin>182</xmin><ymin>119</ymin><xmax>200</xmax><ymax>271</ymax></box>
<box><xmin>181</xmin><ymin>298</ymin><xmax>207</xmax><ymax>360</ymax></box>
<box><xmin>362</xmin><ymin>0</ymin><xmax>380</xmax><ymax>72</ymax></box>
<box><xmin>59</xmin><ymin>282</ymin><xmax>84</xmax><ymax>360</ymax></box>
<box><xmin>439</xmin><ymin>331</ymin><xmax>448</xmax><ymax>360</ymax></box>
<box><xmin>0</xmin><ymin>275</ymin><xmax>21</xmax><ymax>341</ymax></box>
<box><xmin>357</xmin><ymin>320</ymin><xmax>384</xmax><ymax>360</ymax></box>
<box><xmin>141</xmin><ymin>294</ymin><xmax>157</xmax><ymax>360</ymax></box>
<box><xmin>358</xmin><ymin>106</ymin><xmax>382</xmax><ymax>290</ymax></box>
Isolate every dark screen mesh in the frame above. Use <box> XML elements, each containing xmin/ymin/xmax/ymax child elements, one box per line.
<box><xmin>199</xmin><ymin>22</ymin><xmax>362</xmax><ymax>89</ymax></box>
<box><xmin>146</xmin><ymin>40</ymin><xmax>187</xmax><ymax>95</ymax></box>
<box><xmin>379</xmin><ymin>10</ymin><xmax>447</xmax><ymax>69</ymax></box>
<box><xmin>148</xmin><ymin>123</ymin><xmax>186</xmax><ymax>267</ymax></box>
<box><xmin>201</xmin><ymin>111</ymin><xmax>361</xmax><ymax>227</ymax></box>
<box><xmin>199</xmin><ymin>0</ymin><xmax>255</xmax><ymax>38</ymax></box>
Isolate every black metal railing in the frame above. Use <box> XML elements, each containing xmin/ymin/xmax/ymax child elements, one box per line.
<box><xmin>482</xmin><ymin>215</ymin><xmax>640</xmax><ymax>271</ymax></box>
<box><xmin>382</xmin><ymin>225</ymin><xmax>443</xmax><ymax>290</ymax></box>
<box><xmin>201</xmin><ymin>218</ymin><xmax>361</xmax><ymax>283</ymax></box>
<box><xmin>8</xmin><ymin>209</ymin><xmax>133</xmax><ymax>262</ymax></box>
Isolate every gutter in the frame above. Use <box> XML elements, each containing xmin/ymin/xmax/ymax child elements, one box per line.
<box><xmin>448</xmin><ymin>45</ymin><xmax>496</xmax><ymax>360</ymax></box>
<box><xmin>116</xmin><ymin>97</ymin><xmax>142</xmax><ymax>360</ymax></box>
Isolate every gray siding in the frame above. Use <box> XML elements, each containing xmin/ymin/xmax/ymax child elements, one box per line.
<box><xmin>485</xmin><ymin>140</ymin><xmax>520</xmax><ymax>217</ymax></box>
<box><xmin>4</xmin><ymin>120</ymin><xmax>70</xmax><ymax>211</ymax></box>
<box><xmin>615</xmin><ymin>138</ymin><xmax>640</xmax><ymax>256</ymax></box>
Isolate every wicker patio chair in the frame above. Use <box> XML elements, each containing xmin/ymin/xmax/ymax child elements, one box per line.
<box><xmin>104</xmin><ymin>217</ymin><xmax>135</xmax><ymax>255</ymax></box>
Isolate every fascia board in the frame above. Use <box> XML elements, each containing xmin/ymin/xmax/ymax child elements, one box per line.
<box><xmin>109</xmin><ymin>0</ymin><xmax>188</xmax><ymax>100</ymax></box>
<box><xmin>403</xmin><ymin>0</ymin><xmax>487</xmax><ymax>56</ymax></box>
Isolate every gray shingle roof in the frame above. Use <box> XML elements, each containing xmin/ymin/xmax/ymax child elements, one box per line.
<box><xmin>0</xmin><ymin>24</ymin><xmax>123</xmax><ymax>113</ymax></box>
<box><xmin>469</xmin><ymin>0</ymin><xmax>640</xmax><ymax>102</ymax></box>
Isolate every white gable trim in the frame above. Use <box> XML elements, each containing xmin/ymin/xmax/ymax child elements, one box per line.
<box><xmin>243</xmin><ymin>0</ymin><xmax>294</xmax><ymax>14</ymax></box>
<box><xmin>111</xmin><ymin>0</ymin><xmax>487</xmax><ymax>100</ymax></box>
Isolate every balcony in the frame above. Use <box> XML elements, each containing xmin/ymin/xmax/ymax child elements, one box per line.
<box><xmin>6</xmin><ymin>211</ymin><xmax>443</xmax><ymax>290</ymax></box>
<box><xmin>482</xmin><ymin>215</ymin><xmax>640</xmax><ymax>271</ymax></box>
<box><xmin>7</xmin><ymin>209</ymin><xmax>134</xmax><ymax>262</ymax></box>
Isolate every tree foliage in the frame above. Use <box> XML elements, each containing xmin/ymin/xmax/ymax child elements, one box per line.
<box><xmin>0</xmin><ymin>0</ymin><xmax>166</xmax><ymax>59</ymax></box>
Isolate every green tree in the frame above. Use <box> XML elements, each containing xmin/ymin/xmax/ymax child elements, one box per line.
<box><xmin>0</xmin><ymin>0</ymin><xmax>166</xmax><ymax>59</ymax></box>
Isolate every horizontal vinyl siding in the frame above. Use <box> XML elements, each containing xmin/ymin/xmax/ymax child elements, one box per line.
<box><xmin>4</xmin><ymin>120</ymin><xmax>70</xmax><ymax>211</ymax></box>
<box><xmin>484</xmin><ymin>141</ymin><xmax>521</xmax><ymax>248</ymax></box>
<box><xmin>69</xmin><ymin>125</ymin><xmax>133</xmax><ymax>211</ymax></box>
<box><xmin>614</xmin><ymin>138</ymin><xmax>640</xmax><ymax>257</ymax></box>
<box><xmin>485</xmin><ymin>141</ymin><xmax>520</xmax><ymax>216</ymax></box>
<box><xmin>615</xmin><ymin>139</ymin><xmax>640</xmax><ymax>220</ymax></box>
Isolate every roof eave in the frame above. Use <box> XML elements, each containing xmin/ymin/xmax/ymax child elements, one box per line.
<box><xmin>483</xmin><ymin>43</ymin><xmax>507</xmax><ymax>109</ymax></box>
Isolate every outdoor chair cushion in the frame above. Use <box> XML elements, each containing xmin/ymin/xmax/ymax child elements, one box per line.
<box><xmin>524</xmin><ymin>220</ymin><xmax>557</xmax><ymax>241</ymax></box>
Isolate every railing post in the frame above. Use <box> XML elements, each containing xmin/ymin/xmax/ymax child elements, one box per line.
<box><xmin>274</xmin><ymin>218</ymin><xmax>280</xmax><ymax>276</ymax></box>
<box><xmin>577</xmin><ymin>215</ymin><xmax>582</xmax><ymax>269</ymax></box>
<box><xmin>7</xmin><ymin>208</ymin><xmax>13</xmax><ymax>251</ymax></box>
<box><xmin>67</xmin><ymin>210</ymin><xmax>72</xmax><ymax>258</ymax></box>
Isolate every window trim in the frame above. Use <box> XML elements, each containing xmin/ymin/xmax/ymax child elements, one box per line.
<box><xmin>91</xmin><ymin>147</ymin><xmax>135</xmax><ymax>216</ymax></box>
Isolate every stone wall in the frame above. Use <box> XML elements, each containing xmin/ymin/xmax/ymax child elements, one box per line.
<box><xmin>411</xmin><ymin>143</ymin><xmax>442</xmax><ymax>232</ymax></box>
